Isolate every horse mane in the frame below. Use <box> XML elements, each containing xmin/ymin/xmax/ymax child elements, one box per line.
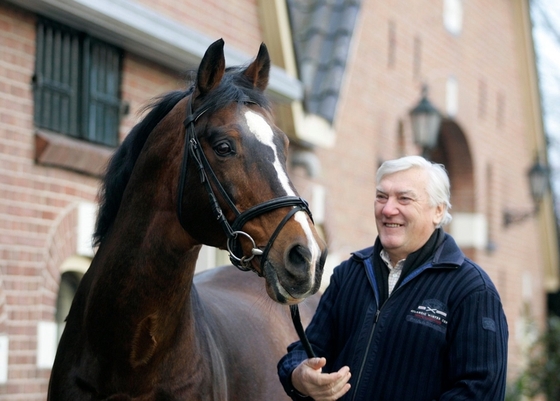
<box><xmin>93</xmin><ymin>90</ymin><xmax>188</xmax><ymax>246</ymax></box>
<box><xmin>93</xmin><ymin>67</ymin><xmax>271</xmax><ymax>246</ymax></box>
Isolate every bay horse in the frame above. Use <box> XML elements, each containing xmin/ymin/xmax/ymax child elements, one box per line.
<box><xmin>47</xmin><ymin>39</ymin><xmax>327</xmax><ymax>400</ymax></box>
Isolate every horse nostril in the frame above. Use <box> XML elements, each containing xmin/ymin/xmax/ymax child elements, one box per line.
<box><xmin>286</xmin><ymin>244</ymin><xmax>312</xmax><ymax>275</ymax></box>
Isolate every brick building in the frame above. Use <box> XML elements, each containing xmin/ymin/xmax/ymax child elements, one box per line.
<box><xmin>0</xmin><ymin>0</ymin><xmax>557</xmax><ymax>399</ymax></box>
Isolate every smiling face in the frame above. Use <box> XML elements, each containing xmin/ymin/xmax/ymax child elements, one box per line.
<box><xmin>374</xmin><ymin>167</ymin><xmax>445</xmax><ymax>264</ymax></box>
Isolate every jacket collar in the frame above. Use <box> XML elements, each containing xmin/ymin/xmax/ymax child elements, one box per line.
<box><xmin>352</xmin><ymin>232</ymin><xmax>464</xmax><ymax>269</ymax></box>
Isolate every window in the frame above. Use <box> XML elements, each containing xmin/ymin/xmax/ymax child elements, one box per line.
<box><xmin>56</xmin><ymin>271</ymin><xmax>83</xmax><ymax>340</ymax></box>
<box><xmin>478</xmin><ymin>79</ymin><xmax>487</xmax><ymax>119</ymax></box>
<box><xmin>388</xmin><ymin>20</ymin><xmax>396</xmax><ymax>68</ymax></box>
<box><xmin>33</xmin><ymin>18</ymin><xmax>123</xmax><ymax>147</ymax></box>
<box><xmin>446</xmin><ymin>76</ymin><xmax>458</xmax><ymax>117</ymax></box>
<box><xmin>413</xmin><ymin>36</ymin><xmax>422</xmax><ymax>79</ymax></box>
<box><xmin>443</xmin><ymin>0</ymin><xmax>464</xmax><ymax>36</ymax></box>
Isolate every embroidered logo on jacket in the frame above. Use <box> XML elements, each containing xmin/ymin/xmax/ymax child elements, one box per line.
<box><xmin>406</xmin><ymin>299</ymin><xmax>448</xmax><ymax>333</ymax></box>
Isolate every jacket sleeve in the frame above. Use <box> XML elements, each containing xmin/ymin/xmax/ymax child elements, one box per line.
<box><xmin>277</xmin><ymin>261</ymin><xmax>346</xmax><ymax>400</ymax></box>
<box><xmin>439</xmin><ymin>288</ymin><xmax>509</xmax><ymax>400</ymax></box>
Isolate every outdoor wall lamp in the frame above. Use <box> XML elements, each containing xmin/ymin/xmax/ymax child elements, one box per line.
<box><xmin>503</xmin><ymin>158</ymin><xmax>549</xmax><ymax>227</ymax></box>
<box><xmin>409</xmin><ymin>85</ymin><xmax>442</xmax><ymax>158</ymax></box>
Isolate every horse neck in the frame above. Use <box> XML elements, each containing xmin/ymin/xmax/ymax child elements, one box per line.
<box><xmin>84</xmin><ymin>133</ymin><xmax>207</xmax><ymax>372</ymax></box>
<box><xmin>85</xmin><ymin>210</ymin><xmax>201</xmax><ymax>351</ymax></box>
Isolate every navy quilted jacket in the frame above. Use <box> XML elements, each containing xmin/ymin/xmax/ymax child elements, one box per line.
<box><xmin>278</xmin><ymin>233</ymin><xmax>508</xmax><ymax>401</ymax></box>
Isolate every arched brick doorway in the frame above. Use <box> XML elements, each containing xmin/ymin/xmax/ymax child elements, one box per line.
<box><xmin>427</xmin><ymin>119</ymin><xmax>478</xmax><ymax>259</ymax></box>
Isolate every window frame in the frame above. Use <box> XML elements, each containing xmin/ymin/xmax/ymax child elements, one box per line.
<box><xmin>33</xmin><ymin>18</ymin><xmax>123</xmax><ymax>147</ymax></box>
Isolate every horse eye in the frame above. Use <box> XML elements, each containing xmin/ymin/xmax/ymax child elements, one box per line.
<box><xmin>214</xmin><ymin>141</ymin><xmax>233</xmax><ymax>156</ymax></box>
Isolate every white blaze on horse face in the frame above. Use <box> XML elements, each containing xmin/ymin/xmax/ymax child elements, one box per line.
<box><xmin>244</xmin><ymin>110</ymin><xmax>321</xmax><ymax>274</ymax></box>
<box><xmin>244</xmin><ymin>110</ymin><xmax>294</xmax><ymax>197</ymax></box>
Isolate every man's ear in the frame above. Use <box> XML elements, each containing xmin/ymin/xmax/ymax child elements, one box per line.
<box><xmin>433</xmin><ymin>204</ymin><xmax>446</xmax><ymax>226</ymax></box>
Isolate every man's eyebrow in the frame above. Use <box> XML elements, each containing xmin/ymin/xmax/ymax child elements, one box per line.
<box><xmin>376</xmin><ymin>188</ymin><xmax>417</xmax><ymax>197</ymax></box>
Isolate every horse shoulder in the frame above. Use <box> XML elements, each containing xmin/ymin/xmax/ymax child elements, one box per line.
<box><xmin>193</xmin><ymin>266</ymin><xmax>295</xmax><ymax>401</ymax></box>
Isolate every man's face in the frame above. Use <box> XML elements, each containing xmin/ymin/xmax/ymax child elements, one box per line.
<box><xmin>374</xmin><ymin>167</ymin><xmax>444</xmax><ymax>264</ymax></box>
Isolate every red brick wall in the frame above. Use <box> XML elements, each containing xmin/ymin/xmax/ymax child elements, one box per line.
<box><xmin>132</xmin><ymin>0</ymin><xmax>264</xmax><ymax>54</ymax></box>
<box><xmin>0</xmin><ymin>5</ymin><xmax>50</xmax><ymax>397</ymax></box>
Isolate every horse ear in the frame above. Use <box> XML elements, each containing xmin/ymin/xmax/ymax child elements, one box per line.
<box><xmin>194</xmin><ymin>39</ymin><xmax>226</xmax><ymax>99</ymax></box>
<box><xmin>243</xmin><ymin>43</ymin><xmax>270</xmax><ymax>91</ymax></box>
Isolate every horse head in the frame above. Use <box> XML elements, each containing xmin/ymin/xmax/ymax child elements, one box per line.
<box><xmin>177</xmin><ymin>39</ymin><xmax>327</xmax><ymax>303</ymax></box>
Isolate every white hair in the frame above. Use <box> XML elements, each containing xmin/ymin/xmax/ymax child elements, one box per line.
<box><xmin>376</xmin><ymin>155</ymin><xmax>452</xmax><ymax>227</ymax></box>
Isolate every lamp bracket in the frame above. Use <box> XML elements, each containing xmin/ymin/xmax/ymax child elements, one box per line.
<box><xmin>503</xmin><ymin>206</ymin><xmax>538</xmax><ymax>227</ymax></box>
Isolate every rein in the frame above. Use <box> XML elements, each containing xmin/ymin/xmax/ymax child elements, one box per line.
<box><xmin>177</xmin><ymin>95</ymin><xmax>317</xmax><ymax>359</ymax></box>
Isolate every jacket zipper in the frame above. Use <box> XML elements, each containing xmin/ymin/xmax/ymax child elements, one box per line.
<box><xmin>349</xmin><ymin>272</ymin><xmax>417</xmax><ymax>401</ymax></box>
<box><xmin>351</xmin><ymin>257</ymin><xmax>433</xmax><ymax>400</ymax></box>
<box><xmin>350</xmin><ymin>301</ymin><xmax>385</xmax><ymax>401</ymax></box>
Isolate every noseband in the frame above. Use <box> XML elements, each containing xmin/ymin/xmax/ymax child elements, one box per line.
<box><xmin>177</xmin><ymin>96</ymin><xmax>313</xmax><ymax>275</ymax></box>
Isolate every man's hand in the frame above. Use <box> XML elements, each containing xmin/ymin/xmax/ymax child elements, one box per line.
<box><xmin>291</xmin><ymin>357</ymin><xmax>351</xmax><ymax>401</ymax></box>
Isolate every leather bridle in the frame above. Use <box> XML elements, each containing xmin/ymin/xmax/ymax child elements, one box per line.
<box><xmin>177</xmin><ymin>96</ymin><xmax>317</xmax><ymax>359</ymax></box>
<box><xmin>177</xmin><ymin>96</ymin><xmax>313</xmax><ymax>276</ymax></box>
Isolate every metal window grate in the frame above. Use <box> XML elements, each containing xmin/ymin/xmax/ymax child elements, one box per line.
<box><xmin>87</xmin><ymin>40</ymin><xmax>121</xmax><ymax>147</ymax></box>
<box><xmin>33</xmin><ymin>19</ymin><xmax>122</xmax><ymax>147</ymax></box>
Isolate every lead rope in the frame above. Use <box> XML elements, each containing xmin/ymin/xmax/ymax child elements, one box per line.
<box><xmin>289</xmin><ymin>304</ymin><xmax>316</xmax><ymax>359</ymax></box>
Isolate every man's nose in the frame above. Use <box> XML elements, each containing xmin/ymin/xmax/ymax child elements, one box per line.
<box><xmin>382</xmin><ymin>198</ymin><xmax>399</xmax><ymax>216</ymax></box>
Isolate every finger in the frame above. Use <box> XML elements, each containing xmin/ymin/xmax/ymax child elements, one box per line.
<box><xmin>330</xmin><ymin>370</ymin><xmax>351</xmax><ymax>394</ymax></box>
<box><xmin>305</xmin><ymin>357</ymin><xmax>326</xmax><ymax>371</ymax></box>
<box><xmin>313</xmin><ymin>374</ymin><xmax>351</xmax><ymax>401</ymax></box>
<box><xmin>323</xmin><ymin>371</ymin><xmax>351</xmax><ymax>391</ymax></box>
<box><xmin>314</xmin><ymin>366</ymin><xmax>351</xmax><ymax>387</ymax></box>
<box><xmin>337</xmin><ymin>366</ymin><xmax>350</xmax><ymax>376</ymax></box>
<box><xmin>332</xmin><ymin>382</ymin><xmax>352</xmax><ymax>400</ymax></box>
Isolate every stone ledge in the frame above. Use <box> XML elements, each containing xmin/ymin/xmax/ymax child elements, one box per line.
<box><xmin>34</xmin><ymin>130</ymin><xmax>114</xmax><ymax>178</ymax></box>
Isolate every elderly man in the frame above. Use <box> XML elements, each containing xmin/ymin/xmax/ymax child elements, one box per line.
<box><xmin>278</xmin><ymin>155</ymin><xmax>508</xmax><ymax>401</ymax></box>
